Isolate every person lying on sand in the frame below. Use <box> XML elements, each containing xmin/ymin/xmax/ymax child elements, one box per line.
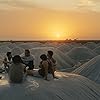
<box><xmin>21</xmin><ymin>49</ymin><xmax>35</xmax><ymax>70</ymax></box>
<box><xmin>9</xmin><ymin>55</ymin><xmax>26</xmax><ymax>83</ymax></box>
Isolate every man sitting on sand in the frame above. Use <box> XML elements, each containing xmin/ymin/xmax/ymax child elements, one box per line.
<box><xmin>9</xmin><ymin>55</ymin><xmax>25</xmax><ymax>83</ymax></box>
<box><xmin>21</xmin><ymin>49</ymin><xmax>35</xmax><ymax>70</ymax></box>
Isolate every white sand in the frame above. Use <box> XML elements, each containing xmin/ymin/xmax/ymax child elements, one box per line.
<box><xmin>73</xmin><ymin>55</ymin><xmax>100</xmax><ymax>84</ymax></box>
<box><xmin>0</xmin><ymin>46</ymin><xmax>11</xmax><ymax>53</ymax></box>
<box><xmin>69</xmin><ymin>42</ymin><xmax>82</xmax><ymax>47</ymax></box>
<box><xmin>96</xmin><ymin>42</ymin><xmax>100</xmax><ymax>47</ymax></box>
<box><xmin>93</xmin><ymin>46</ymin><xmax>100</xmax><ymax>55</ymax></box>
<box><xmin>8</xmin><ymin>43</ymin><xmax>18</xmax><ymax>49</ymax></box>
<box><xmin>18</xmin><ymin>42</ymin><xmax>43</xmax><ymax>49</ymax></box>
<box><xmin>66</xmin><ymin>47</ymin><xmax>97</xmax><ymax>63</ymax></box>
<box><xmin>11</xmin><ymin>47</ymin><xmax>24</xmax><ymax>56</ymax></box>
<box><xmin>57</xmin><ymin>43</ymin><xmax>73</xmax><ymax>53</ymax></box>
<box><xmin>84</xmin><ymin>42</ymin><xmax>97</xmax><ymax>49</ymax></box>
<box><xmin>0</xmin><ymin>72</ymin><xmax>100</xmax><ymax>100</ymax></box>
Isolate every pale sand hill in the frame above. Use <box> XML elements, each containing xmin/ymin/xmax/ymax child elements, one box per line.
<box><xmin>0</xmin><ymin>46</ymin><xmax>11</xmax><ymax>53</ymax></box>
<box><xmin>18</xmin><ymin>42</ymin><xmax>43</xmax><ymax>49</ymax></box>
<box><xmin>93</xmin><ymin>46</ymin><xmax>100</xmax><ymax>55</ymax></box>
<box><xmin>0</xmin><ymin>72</ymin><xmax>100</xmax><ymax>100</ymax></box>
<box><xmin>69</xmin><ymin>42</ymin><xmax>82</xmax><ymax>47</ymax></box>
<box><xmin>7</xmin><ymin>43</ymin><xmax>18</xmax><ymax>49</ymax></box>
<box><xmin>84</xmin><ymin>42</ymin><xmax>97</xmax><ymax>49</ymax></box>
<box><xmin>66</xmin><ymin>47</ymin><xmax>97</xmax><ymax>63</ymax></box>
<box><xmin>96</xmin><ymin>42</ymin><xmax>100</xmax><ymax>47</ymax></box>
<box><xmin>73</xmin><ymin>55</ymin><xmax>100</xmax><ymax>84</ymax></box>
<box><xmin>57</xmin><ymin>43</ymin><xmax>73</xmax><ymax>53</ymax></box>
<box><xmin>11</xmin><ymin>47</ymin><xmax>24</xmax><ymax>56</ymax></box>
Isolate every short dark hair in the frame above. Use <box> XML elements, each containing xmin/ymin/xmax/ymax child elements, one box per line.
<box><xmin>40</xmin><ymin>54</ymin><xmax>47</xmax><ymax>60</ymax></box>
<box><xmin>25</xmin><ymin>49</ymin><xmax>30</xmax><ymax>53</ymax></box>
<box><xmin>48</xmin><ymin>51</ymin><xmax>53</xmax><ymax>56</ymax></box>
<box><xmin>7</xmin><ymin>52</ymin><xmax>11</xmax><ymax>57</ymax></box>
<box><xmin>12</xmin><ymin>55</ymin><xmax>22</xmax><ymax>64</ymax></box>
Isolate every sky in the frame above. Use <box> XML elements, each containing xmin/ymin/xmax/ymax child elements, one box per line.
<box><xmin>0</xmin><ymin>0</ymin><xmax>100</xmax><ymax>40</ymax></box>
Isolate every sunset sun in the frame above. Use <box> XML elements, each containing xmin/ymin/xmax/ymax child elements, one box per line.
<box><xmin>56</xmin><ymin>33</ymin><xmax>61</xmax><ymax>38</ymax></box>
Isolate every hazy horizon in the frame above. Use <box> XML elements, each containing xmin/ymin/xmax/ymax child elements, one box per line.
<box><xmin>0</xmin><ymin>0</ymin><xmax>100</xmax><ymax>40</ymax></box>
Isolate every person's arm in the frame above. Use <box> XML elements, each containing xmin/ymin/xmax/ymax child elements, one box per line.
<box><xmin>52</xmin><ymin>58</ymin><xmax>56</xmax><ymax>64</ymax></box>
<box><xmin>3</xmin><ymin>58</ymin><xmax>8</xmax><ymax>67</ymax></box>
<box><xmin>42</xmin><ymin>61</ymin><xmax>48</xmax><ymax>80</ymax></box>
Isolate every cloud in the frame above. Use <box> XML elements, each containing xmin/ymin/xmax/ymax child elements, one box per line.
<box><xmin>0</xmin><ymin>0</ymin><xmax>35</xmax><ymax>10</ymax></box>
<box><xmin>0</xmin><ymin>0</ymin><xmax>99</xmax><ymax>12</ymax></box>
<box><xmin>76</xmin><ymin>0</ymin><xmax>100</xmax><ymax>12</ymax></box>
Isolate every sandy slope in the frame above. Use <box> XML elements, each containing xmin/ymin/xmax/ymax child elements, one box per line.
<box><xmin>93</xmin><ymin>46</ymin><xmax>100</xmax><ymax>55</ymax></box>
<box><xmin>0</xmin><ymin>72</ymin><xmax>100</xmax><ymax>100</ymax></box>
<box><xmin>66</xmin><ymin>47</ymin><xmax>97</xmax><ymax>63</ymax></box>
<box><xmin>73</xmin><ymin>55</ymin><xmax>100</xmax><ymax>84</ymax></box>
<box><xmin>84</xmin><ymin>42</ymin><xmax>97</xmax><ymax>49</ymax></box>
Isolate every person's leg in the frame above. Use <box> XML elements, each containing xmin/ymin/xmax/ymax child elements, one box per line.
<box><xmin>38</xmin><ymin>69</ymin><xmax>45</xmax><ymax>77</ymax></box>
<box><xmin>51</xmin><ymin>67</ymin><xmax>58</xmax><ymax>79</ymax></box>
<box><xmin>26</xmin><ymin>70</ymin><xmax>34</xmax><ymax>76</ymax></box>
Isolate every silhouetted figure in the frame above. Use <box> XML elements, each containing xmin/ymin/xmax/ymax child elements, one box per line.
<box><xmin>9</xmin><ymin>55</ymin><xmax>25</xmax><ymax>83</ymax></box>
<box><xmin>38</xmin><ymin>54</ymin><xmax>49</xmax><ymax>80</ymax></box>
<box><xmin>47</xmin><ymin>51</ymin><xmax>58</xmax><ymax>79</ymax></box>
<box><xmin>3</xmin><ymin>52</ymin><xmax>12</xmax><ymax>72</ymax></box>
<box><xmin>21</xmin><ymin>49</ymin><xmax>35</xmax><ymax>70</ymax></box>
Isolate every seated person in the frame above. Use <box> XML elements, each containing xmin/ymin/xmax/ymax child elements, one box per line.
<box><xmin>38</xmin><ymin>54</ymin><xmax>49</xmax><ymax>80</ymax></box>
<box><xmin>47</xmin><ymin>51</ymin><xmax>58</xmax><ymax>79</ymax></box>
<box><xmin>9</xmin><ymin>55</ymin><xmax>25</xmax><ymax>83</ymax></box>
<box><xmin>21</xmin><ymin>49</ymin><xmax>35</xmax><ymax>70</ymax></box>
<box><xmin>26</xmin><ymin>54</ymin><xmax>48</xmax><ymax>80</ymax></box>
<box><xmin>3</xmin><ymin>52</ymin><xmax>12</xmax><ymax>72</ymax></box>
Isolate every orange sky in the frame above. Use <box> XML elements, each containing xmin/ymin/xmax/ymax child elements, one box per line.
<box><xmin>0</xmin><ymin>0</ymin><xmax>100</xmax><ymax>40</ymax></box>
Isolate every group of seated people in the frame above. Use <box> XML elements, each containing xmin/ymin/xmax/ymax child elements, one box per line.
<box><xmin>2</xmin><ymin>49</ymin><xmax>57</xmax><ymax>83</ymax></box>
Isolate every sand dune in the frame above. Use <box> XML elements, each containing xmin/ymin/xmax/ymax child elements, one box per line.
<box><xmin>11</xmin><ymin>47</ymin><xmax>24</xmax><ymax>56</ymax></box>
<box><xmin>0</xmin><ymin>42</ymin><xmax>100</xmax><ymax>100</ymax></box>
<box><xmin>96</xmin><ymin>43</ymin><xmax>100</xmax><ymax>47</ymax></box>
<box><xmin>84</xmin><ymin>42</ymin><xmax>97</xmax><ymax>49</ymax></box>
<box><xmin>93</xmin><ymin>46</ymin><xmax>100</xmax><ymax>55</ymax></box>
<box><xmin>8</xmin><ymin>43</ymin><xmax>18</xmax><ymax>49</ymax></box>
<box><xmin>0</xmin><ymin>46</ymin><xmax>11</xmax><ymax>54</ymax></box>
<box><xmin>66</xmin><ymin>47</ymin><xmax>97</xmax><ymax>63</ymax></box>
<box><xmin>18</xmin><ymin>42</ymin><xmax>43</xmax><ymax>49</ymax></box>
<box><xmin>73</xmin><ymin>55</ymin><xmax>100</xmax><ymax>84</ymax></box>
<box><xmin>57</xmin><ymin>43</ymin><xmax>73</xmax><ymax>53</ymax></box>
<box><xmin>0</xmin><ymin>72</ymin><xmax>100</xmax><ymax>100</ymax></box>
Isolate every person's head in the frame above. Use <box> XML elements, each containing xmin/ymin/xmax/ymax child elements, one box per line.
<box><xmin>40</xmin><ymin>54</ymin><xmax>47</xmax><ymax>61</ymax></box>
<box><xmin>12</xmin><ymin>55</ymin><xmax>22</xmax><ymax>64</ymax></box>
<box><xmin>25</xmin><ymin>49</ymin><xmax>30</xmax><ymax>57</ymax></box>
<box><xmin>7</xmin><ymin>52</ymin><xmax>12</xmax><ymax>58</ymax></box>
<box><xmin>47</xmin><ymin>51</ymin><xmax>53</xmax><ymax>58</ymax></box>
